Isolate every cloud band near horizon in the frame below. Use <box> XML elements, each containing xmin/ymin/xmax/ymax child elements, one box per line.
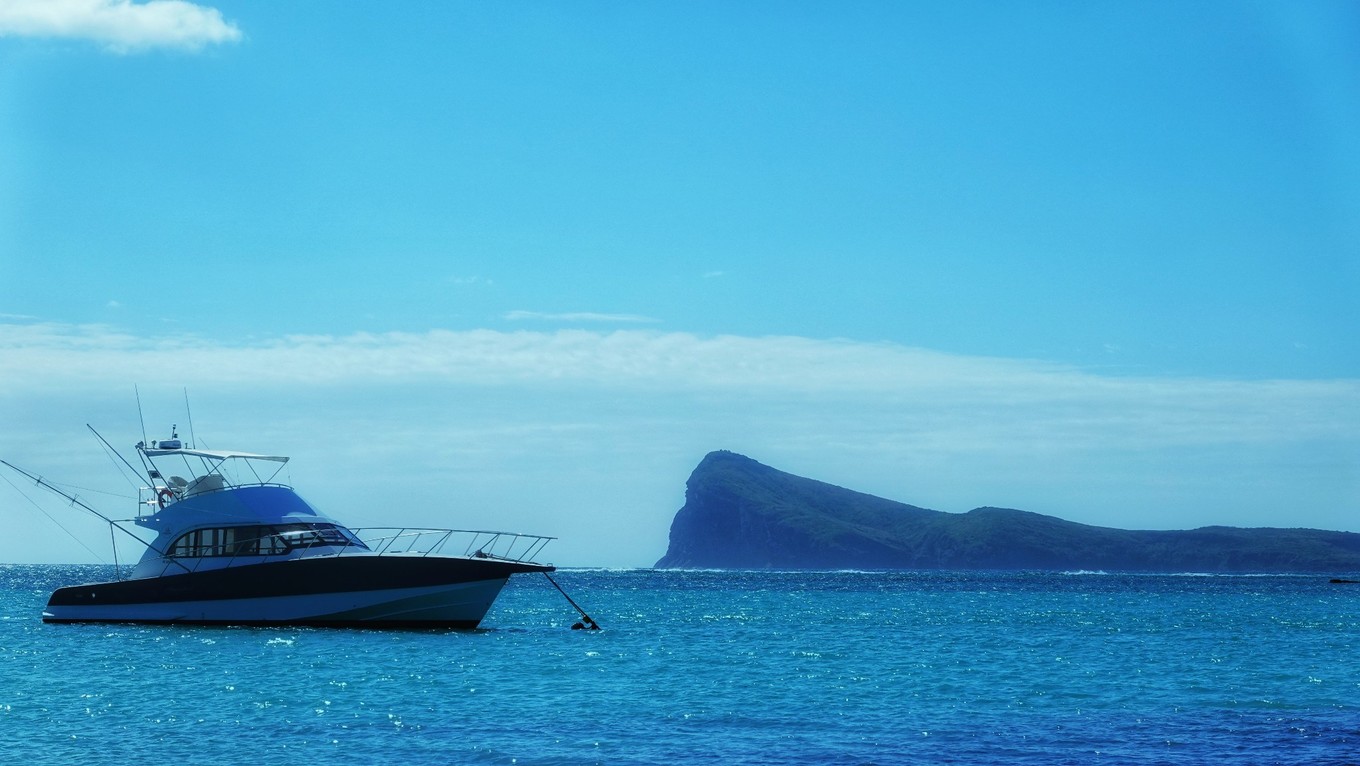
<box><xmin>2</xmin><ymin>321</ymin><xmax>1356</xmax><ymax>454</ymax></box>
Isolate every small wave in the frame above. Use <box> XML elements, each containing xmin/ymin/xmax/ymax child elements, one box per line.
<box><xmin>1156</xmin><ymin>572</ymin><xmax>1314</xmax><ymax>578</ymax></box>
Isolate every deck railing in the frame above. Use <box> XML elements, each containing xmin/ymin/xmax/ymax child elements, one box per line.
<box><xmin>345</xmin><ymin>528</ymin><xmax>555</xmax><ymax>564</ymax></box>
<box><xmin>137</xmin><ymin>526</ymin><xmax>555</xmax><ymax>577</ymax></box>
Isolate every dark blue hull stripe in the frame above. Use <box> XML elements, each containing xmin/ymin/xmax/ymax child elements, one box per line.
<box><xmin>47</xmin><ymin>555</ymin><xmax>553</xmax><ymax>607</ymax></box>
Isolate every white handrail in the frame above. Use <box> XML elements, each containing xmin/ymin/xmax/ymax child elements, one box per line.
<box><xmin>140</xmin><ymin>526</ymin><xmax>555</xmax><ymax>571</ymax></box>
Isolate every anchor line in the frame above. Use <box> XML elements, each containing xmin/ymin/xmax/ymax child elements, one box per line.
<box><xmin>542</xmin><ymin>572</ymin><xmax>601</xmax><ymax>630</ymax></box>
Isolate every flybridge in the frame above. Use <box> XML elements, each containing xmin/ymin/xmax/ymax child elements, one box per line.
<box><xmin>136</xmin><ymin>436</ymin><xmax>292</xmax><ymax>509</ymax></box>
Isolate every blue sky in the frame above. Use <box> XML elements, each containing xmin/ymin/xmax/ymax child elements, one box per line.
<box><xmin>0</xmin><ymin>1</ymin><xmax>1357</xmax><ymax>566</ymax></box>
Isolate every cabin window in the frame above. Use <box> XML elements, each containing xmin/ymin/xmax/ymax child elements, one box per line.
<box><xmin>258</xmin><ymin>529</ymin><xmax>291</xmax><ymax>555</ymax></box>
<box><xmin>169</xmin><ymin>528</ymin><xmax>226</xmax><ymax>557</ymax></box>
<box><xmin>167</xmin><ymin>523</ymin><xmax>366</xmax><ymax>557</ymax></box>
<box><xmin>223</xmin><ymin>526</ymin><xmax>258</xmax><ymax>556</ymax></box>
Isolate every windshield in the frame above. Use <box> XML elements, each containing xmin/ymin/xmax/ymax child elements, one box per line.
<box><xmin>167</xmin><ymin>523</ymin><xmax>368</xmax><ymax>557</ymax></box>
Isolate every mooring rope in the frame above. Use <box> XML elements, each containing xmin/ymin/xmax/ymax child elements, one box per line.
<box><xmin>542</xmin><ymin>571</ymin><xmax>600</xmax><ymax>630</ymax></box>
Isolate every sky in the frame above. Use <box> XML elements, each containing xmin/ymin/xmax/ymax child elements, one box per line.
<box><xmin>0</xmin><ymin>0</ymin><xmax>1357</xmax><ymax>567</ymax></box>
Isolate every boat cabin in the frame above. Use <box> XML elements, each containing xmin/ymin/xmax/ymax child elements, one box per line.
<box><xmin>130</xmin><ymin>443</ymin><xmax>365</xmax><ymax>578</ymax></box>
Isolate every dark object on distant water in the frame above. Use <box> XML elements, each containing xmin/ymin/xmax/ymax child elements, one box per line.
<box><xmin>1331</xmin><ymin>578</ymin><xmax>1359</xmax><ymax>584</ymax></box>
<box><xmin>655</xmin><ymin>451</ymin><xmax>1360</xmax><ymax>573</ymax></box>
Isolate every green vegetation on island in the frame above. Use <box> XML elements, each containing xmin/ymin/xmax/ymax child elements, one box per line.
<box><xmin>654</xmin><ymin>451</ymin><xmax>1360</xmax><ymax>573</ymax></box>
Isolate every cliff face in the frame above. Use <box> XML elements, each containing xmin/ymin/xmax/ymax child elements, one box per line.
<box><xmin>654</xmin><ymin>451</ymin><xmax>1360</xmax><ymax>573</ymax></box>
<box><xmin>654</xmin><ymin>451</ymin><xmax>939</xmax><ymax>568</ymax></box>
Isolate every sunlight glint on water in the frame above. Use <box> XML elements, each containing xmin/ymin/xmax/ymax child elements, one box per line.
<box><xmin>1</xmin><ymin>566</ymin><xmax>1356</xmax><ymax>765</ymax></box>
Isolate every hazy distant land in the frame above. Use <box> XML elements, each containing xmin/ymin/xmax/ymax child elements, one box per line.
<box><xmin>655</xmin><ymin>451</ymin><xmax>1360</xmax><ymax>573</ymax></box>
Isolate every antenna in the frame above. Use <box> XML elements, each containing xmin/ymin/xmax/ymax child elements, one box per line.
<box><xmin>184</xmin><ymin>388</ymin><xmax>197</xmax><ymax>449</ymax></box>
<box><xmin>135</xmin><ymin>385</ymin><xmax>149</xmax><ymax>447</ymax></box>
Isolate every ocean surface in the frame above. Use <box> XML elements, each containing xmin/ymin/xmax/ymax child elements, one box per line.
<box><xmin>1</xmin><ymin>566</ymin><xmax>1356</xmax><ymax>765</ymax></box>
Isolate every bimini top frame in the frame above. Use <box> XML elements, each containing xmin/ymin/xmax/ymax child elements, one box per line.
<box><xmin>136</xmin><ymin>442</ymin><xmax>291</xmax><ymax>505</ymax></box>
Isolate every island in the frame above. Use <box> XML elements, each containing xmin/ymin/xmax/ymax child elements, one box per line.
<box><xmin>654</xmin><ymin>451</ymin><xmax>1360</xmax><ymax>573</ymax></box>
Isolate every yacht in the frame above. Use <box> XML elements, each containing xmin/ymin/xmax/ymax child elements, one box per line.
<box><xmin>34</xmin><ymin>432</ymin><xmax>556</xmax><ymax>627</ymax></box>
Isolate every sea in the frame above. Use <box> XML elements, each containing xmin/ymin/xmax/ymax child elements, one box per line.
<box><xmin>1</xmin><ymin>566</ymin><xmax>1356</xmax><ymax>766</ymax></box>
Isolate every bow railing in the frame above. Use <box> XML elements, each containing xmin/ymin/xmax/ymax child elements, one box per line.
<box><xmin>346</xmin><ymin>527</ymin><xmax>555</xmax><ymax>564</ymax></box>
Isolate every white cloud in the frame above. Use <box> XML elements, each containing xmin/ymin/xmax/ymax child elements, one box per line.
<box><xmin>0</xmin><ymin>0</ymin><xmax>242</xmax><ymax>52</ymax></box>
<box><xmin>503</xmin><ymin>310</ymin><xmax>661</xmax><ymax>324</ymax></box>
<box><xmin>0</xmin><ymin>321</ymin><xmax>1354</xmax><ymax>451</ymax></box>
<box><xmin>1</xmin><ymin>321</ymin><xmax>1356</xmax><ymax>566</ymax></box>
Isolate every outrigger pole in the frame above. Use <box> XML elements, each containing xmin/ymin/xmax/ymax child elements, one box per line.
<box><xmin>0</xmin><ymin>458</ymin><xmax>190</xmax><ymax>576</ymax></box>
<box><xmin>87</xmin><ymin>425</ymin><xmax>147</xmax><ymax>486</ymax></box>
<box><xmin>0</xmin><ymin>460</ymin><xmax>125</xmax><ymax>531</ymax></box>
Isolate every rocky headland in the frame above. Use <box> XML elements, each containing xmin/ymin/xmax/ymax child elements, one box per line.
<box><xmin>654</xmin><ymin>451</ymin><xmax>1360</xmax><ymax>573</ymax></box>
